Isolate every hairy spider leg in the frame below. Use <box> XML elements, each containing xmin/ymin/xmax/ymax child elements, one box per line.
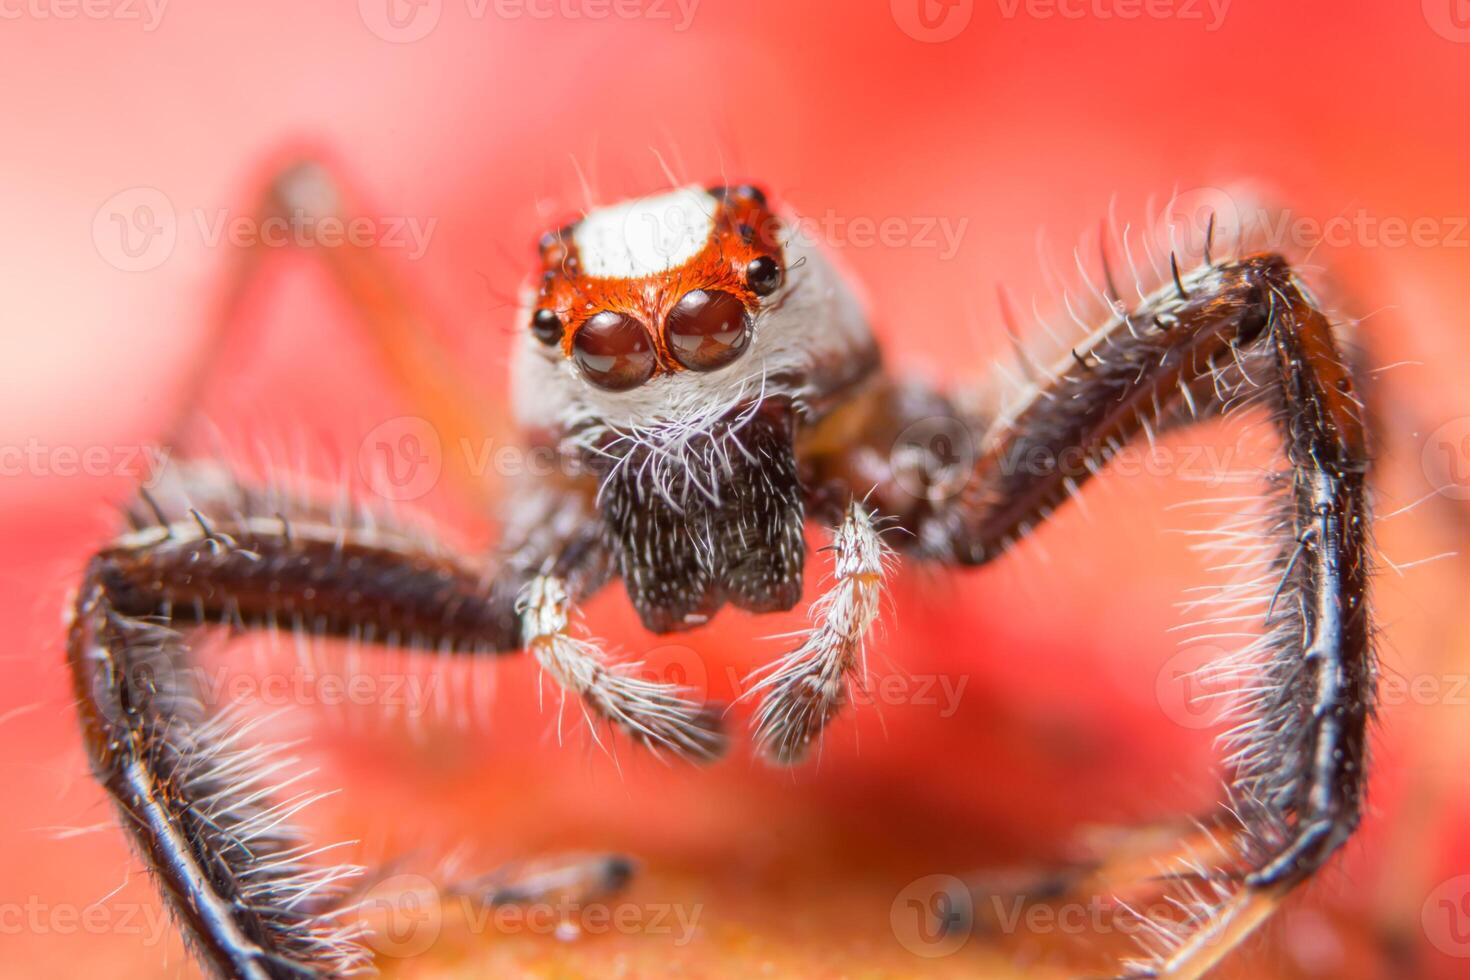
<box><xmin>69</xmin><ymin>467</ymin><xmax>723</xmax><ymax>977</ymax></box>
<box><xmin>820</xmin><ymin>251</ymin><xmax>1371</xmax><ymax>978</ymax></box>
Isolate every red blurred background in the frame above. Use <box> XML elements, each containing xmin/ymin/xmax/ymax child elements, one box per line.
<box><xmin>3</xmin><ymin>2</ymin><xmax>1470</xmax><ymax>977</ymax></box>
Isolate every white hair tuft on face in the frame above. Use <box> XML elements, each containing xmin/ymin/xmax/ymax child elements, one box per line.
<box><xmin>572</xmin><ymin>185</ymin><xmax>716</xmax><ymax>279</ymax></box>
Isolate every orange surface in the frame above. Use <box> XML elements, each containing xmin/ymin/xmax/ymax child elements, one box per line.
<box><xmin>3</xmin><ymin>3</ymin><xmax>1470</xmax><ymax>978</ymax></box>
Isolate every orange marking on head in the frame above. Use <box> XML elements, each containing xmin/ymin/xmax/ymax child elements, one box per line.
<box><xmin>528</xmin><ymin>185</ymin><xmax>785</xmax><ymax>383</ymax></box>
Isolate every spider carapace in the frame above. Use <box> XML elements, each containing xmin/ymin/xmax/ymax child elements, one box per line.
<box><xmin>66</xmin><ymin>169</ymin><xmax>1373</xmax><ymax>979</ymax></box>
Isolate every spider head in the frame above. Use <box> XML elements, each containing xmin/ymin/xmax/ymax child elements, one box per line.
<box><xmin>511</xmin><ymin>183</ymin><xmax>879</xmax><ymax>455</ymax></box>
<box><xmin>510</xmin><ymin>183</ymin><xmax>880</xmax><ymax>630</ymax></box>
<box><xmin>525</xmin><ymin>183</ymin><xmax>778</xmax><ymax>391</ymax></box>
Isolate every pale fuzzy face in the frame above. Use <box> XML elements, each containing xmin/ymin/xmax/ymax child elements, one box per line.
<box><xmin>511</xmin><ymin>186</ymin><xmax>877</xmax><ymax>452</ymax></box>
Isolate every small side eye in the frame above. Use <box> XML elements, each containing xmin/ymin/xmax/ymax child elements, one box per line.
<box><xmin>531</xmin><ymin>309</ymin><xmax>564</xmax><ymax>346</ymax></box>
<box><xmin>745</xmin><ymin>256</ymin><xmax>783</xmax><ymax>296</ymax></box>
<box><xmin>572</xmin><ymin>311</ymin><xmax>657</xmax><ymax>391</ymax></box>
<box><xmin>666</xmin><ymin>289</ymin><xmax>751</xmax><ymax>372</ymax></box>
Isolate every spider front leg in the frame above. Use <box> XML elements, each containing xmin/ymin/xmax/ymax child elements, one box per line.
<box><xmin>749</xmin><ymin>500</ymin><xmax>893</xmax><ymax>764</ymax></box>
<box><xmin>521</xmin><ymin>572</ymin><xmax>724</xmax><ymax>760</ymax></box>
<box><xmin>69</xmin><ymin>467</ymin><xmax>723</xmax><ymax>978</ymax></box>
<box><xmin>827</xmin><ymin>252</ymin><xmax>1372</xmax><ymax>977</ymax></box>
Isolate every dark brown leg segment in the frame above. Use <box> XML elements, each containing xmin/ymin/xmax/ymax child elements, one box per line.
<box><xmin>67</xmin><ymin>472</ymin><xmax>716</xmax><ymax>977</ymax></box>
<box><xmin>820</xmin><ymin>252</ymin><xmax>1373</xmax><ymax>975</ymax></box>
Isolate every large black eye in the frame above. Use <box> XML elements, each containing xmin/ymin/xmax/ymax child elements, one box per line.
<box><xmin>745</xmin><ymin>255</ymin><xmax>783</xmax><ymax>296</ymax></box>
<box><xmin>572</xmin><ymin>311</ymin><xmax>656</xmax><ymax>391</ymax></box>
<box><xmin>531</xmin><ymin>309</ymin><xmax>563</xmax><ymax>346</ymax></box>
<box><xmin>665</xmin><ymin>289</ymin><xmax>751</xmax><ymax>372</ymax></box>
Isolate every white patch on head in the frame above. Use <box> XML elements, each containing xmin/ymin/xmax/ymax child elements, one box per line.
<box><xmin>511</xmin><ymin>214</ymin><xmax>875</xmax><ymax>447</ymax></box>
<box><xmin>572</xmin><ymin>185</ymin><xmax>716</xmax><ymax>279</ymax></box>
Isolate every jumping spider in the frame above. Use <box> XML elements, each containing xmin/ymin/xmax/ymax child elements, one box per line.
<box><xmin>66</xmin><ymin>160</ymin><xmax>1373</xmax><ymax>979</ymax></box>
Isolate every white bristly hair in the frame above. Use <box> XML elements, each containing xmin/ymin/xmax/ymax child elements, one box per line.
<box><xmin>519</xmin><ymin>574</ymin><xmax>725</xmax><ymax>761</ymax></box>
<box><xmin>747</xmin><ymin>502</ymin><xmax>892</xmax><ymax>764</ymax></box>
